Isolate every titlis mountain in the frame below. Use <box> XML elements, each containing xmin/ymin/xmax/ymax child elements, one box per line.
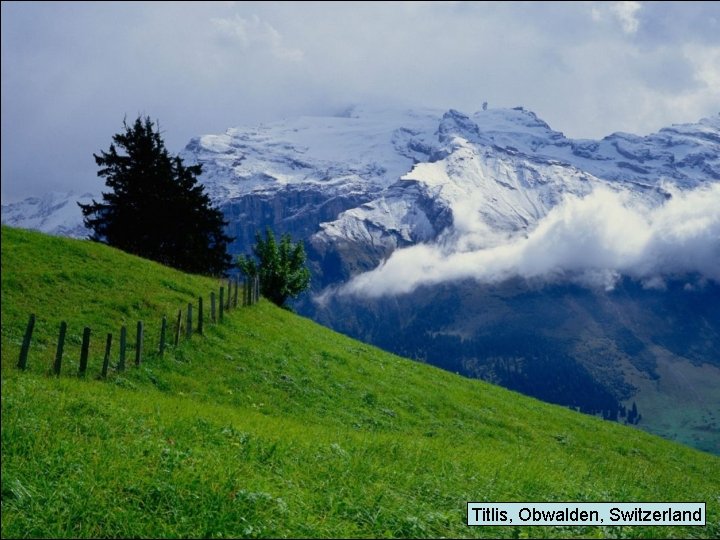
<box><xmin>3</xmin><ymin>105</ymin><xmax>719</xmax><ymax>453</ymax></box>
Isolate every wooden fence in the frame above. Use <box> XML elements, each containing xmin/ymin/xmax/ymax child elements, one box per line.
<box><xmin>15</xmin><ymin>276</ymin><xmax>260</xmax><ymax>378</ymax></box>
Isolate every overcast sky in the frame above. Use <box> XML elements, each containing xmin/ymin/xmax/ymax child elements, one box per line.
<box><xmin>2</xmin><ymin>1</ymin><xmax>719</xmax><ymax>203</ymax></box>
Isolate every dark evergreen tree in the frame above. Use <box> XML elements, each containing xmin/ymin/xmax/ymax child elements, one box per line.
<box><xmin>627</xmin><ymin>401</ymin><xmax>638</xmax><ymax>424</ymax></box>
<box><xmin>237</xmin><ymin>228</ymin><xmax>311</xmax><ymax>308</ymax></box>
<box><xmin>79</xmin><ymin>116</ymin><xmax>232</xmax><ymax>275</ymax></box>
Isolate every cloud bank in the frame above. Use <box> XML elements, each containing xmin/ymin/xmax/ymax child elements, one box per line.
<box><xmin>341</xmin><ymin>183</ymin><xmax>720</xmax><ymax>297</ymax></box>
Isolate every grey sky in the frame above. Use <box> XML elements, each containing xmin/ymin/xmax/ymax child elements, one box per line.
<box><xmin>2</xmin><ymin>1</ymin><xmax>719</xmax><ymax>203</ymax></box>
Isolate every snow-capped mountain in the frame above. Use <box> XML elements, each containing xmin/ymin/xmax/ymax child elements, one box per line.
<box><xmin>305</xmin><ymin>107</ymin><xmax>718</xmax><ymax>285</ymax></box>
<box><xmin>179</xmin><ymin>106</ymin><xmax>446</xmax><ymax>254</ymax></box>
<box><xmin>182</xmin><ymin>105</ymin><xmax>441</xmax><ymax>200</ymax></box>
<box><xmin>4</xmin><ymin>106</ymin><xmax>717</xmax><ymax>268</ymax></box>
<box><xmin>0</xmin><ymin>191</ymin><xmax>95</xmax><ymax>239</ymax></box>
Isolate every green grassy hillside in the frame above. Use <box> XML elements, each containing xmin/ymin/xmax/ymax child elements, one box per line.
<box><xmin>1</xmin><ymin>226</ymin><xmax>718</xmax><ymax>538</ymax></box>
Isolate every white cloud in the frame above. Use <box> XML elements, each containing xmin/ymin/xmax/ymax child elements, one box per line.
<box><xmin>341</xmin><ymin>183</ymin><xmax>720</xmax><ymax>297</ymax></box>
<box><xmin>610</xmin><ymin>1</ymin><xmax>642</xmax><ymax>34</ymax></box>
<box><xmin>689</xmin><ymin>43</ymin><xmax>720</xmax><ymax>88</ymax></box>
<box><xmin>211</xmin><ymin>14</ymin><xmax>304</xmax><ymax>62</ymax></box>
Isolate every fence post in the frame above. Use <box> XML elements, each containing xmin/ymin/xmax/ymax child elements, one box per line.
<box><xmin>53</xmin><ymin>321</ymin><xmax>67</xmax><ymax>376</ymax></box>
<box><xmin>159</xmin><ymin>315</ymin><xmax>167</xmax><ymax>356</ymax></box>
<box><xmin>227</xmin><ymin>279</ymin><xmax>232</xmax><ymax>310</ymax></box>
<box><xmin>186</xmin><ymin>303</ymin><xmax>193</xmax><ymax>339</ymax></box>
<box><xmin>118</xmin><ymin>326</ymin><xmax>127</xmax><ymax>371</ymax></box>
<box><xmin>219</xmin><ymin>287</ymin><xmax>224</xmax><ymax>322</ymax></box>
<box><xmin>211</xmin><ymin>291</ymin><xmax>216</xmax><ymax>322</ymax></box>
<box><xmin>17</xmin><ymin>313</ymin><xmax>36</xmax><ymax>370</ymax></box>
<box><xmin>78</xmin><ymin>327</ymin><xmax>91</xmax><ymax>376</ymax></box>
<box><xmin>135</xmin><ymin>321</ymin><xmax>143</xmax><ymax>366</ymax></box>
<box><xmin>198</xmin><ymin>296</ymin><xmax>203</xmax><ymax>335</ymax></box>
<box><xmin>234</xmin><ymin>278</ymin><xmax>239</xmax><ymax>308</ymax></box>
<box><xmin>174</xmin><ymin>309</ymin><xmax>182</xmax><ymax>346</ymax></box>
<box><xmin>101</xmin><ymin>333</ymin><xmax>112</xmax><ymax>378</ymax></box>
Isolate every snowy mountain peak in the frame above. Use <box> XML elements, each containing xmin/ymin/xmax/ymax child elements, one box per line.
<box><xmin>439</xmin><ymin>109</ymin><xmax>481</xmax><ymax>143</ymax></box>
<box><xmin>657</xmin><ymin>113</ymin><xmax>720</xmax><ymax>143</ymax></box>
<box><xmin>3</xmin><ymin>105</ymin><xmax>718</xmax><ymax>272</ymax></box>
<box><xmin>471</xmin><ymin>106</ymin><xmax>566</xmax><ymax>147</ymax></box>
<box><xmin>306</xmin><ymin>106</ymin><xmax>718</xmax><ymax>287</ymax></box>
<box><xmin>1</xmin><ymin>191</ymin><xmax>94</xmax><ymax>238</ymax></box>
